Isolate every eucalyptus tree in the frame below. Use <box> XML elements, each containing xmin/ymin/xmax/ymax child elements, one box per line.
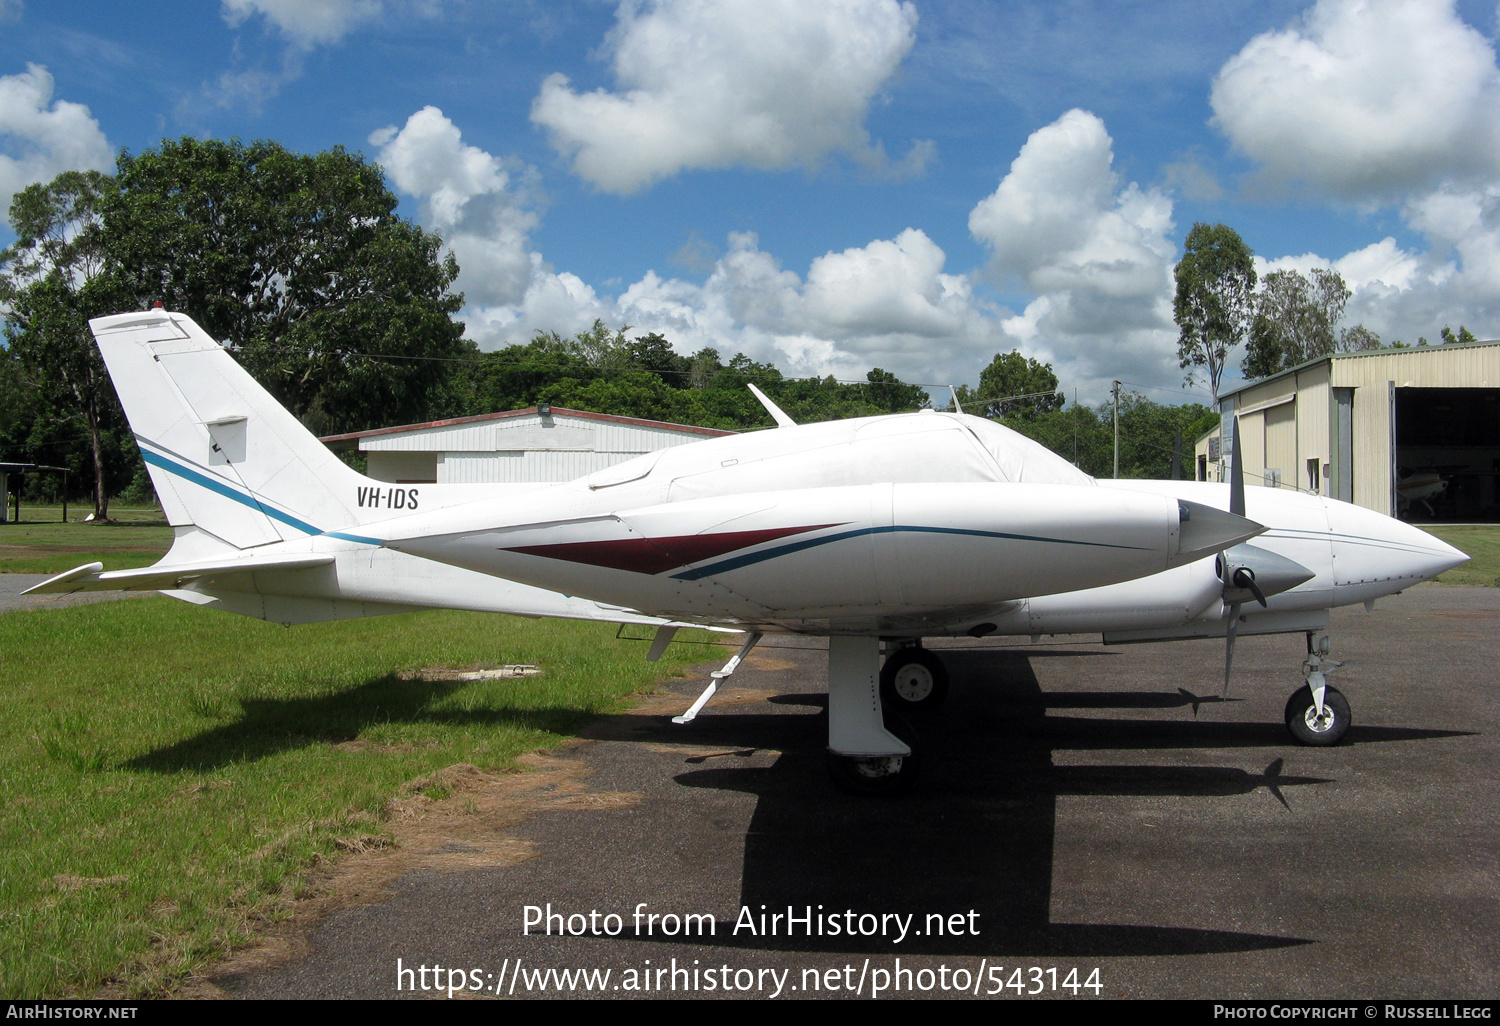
<box><xmin>0</xmin><ymin>170</ymin><xmax>129</xmax><ymax>517</ymax></box>
<box><xmin>1173</xmin><ymin>222</ymin><xmax>1256</xmax><ymax>405</ymax></box>
<box><xmin>1242</xmin><ymin>267</ymin><xmax>1380</xmax><ymax>378</ymax></box>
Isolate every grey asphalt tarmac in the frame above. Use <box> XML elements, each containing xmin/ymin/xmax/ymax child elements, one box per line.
<box><xmin>219</xmin><ymin>586</ymin><xmax>1498</xmax><ymax>1000</ymax></box>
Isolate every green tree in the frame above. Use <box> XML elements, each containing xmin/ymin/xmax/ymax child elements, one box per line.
<box><xmin>466</xmin><ymin>322</ymin><xmax>926</xmax><ymax>429</ymax></box>
<box><xmin>626</xmin><ymin>332</ymin><xmax>692</xmax><ymax>382</ymax></box>
<box><xmin>1002</xmin><ymin>403</ymin><xmax>1111</xmax><ymax>475</ymax></box>
<box><xmin>1338</xmin><ymin>324</ymin><xmax>1383</xmax><ymax>353</ymax></box>
<box><xmin>102</xmin><ymin>137</ymin><xmax>472</xmax><ymax>435</ymax></box>
<box><xmin>954</xmin><ymin>350</ymin><xmax>1064</xmax><ymax>420</ymax></box>
<box><xmin>1174</xmin><ymin>222</ymin><xmax>1256</xmax><ymax>404</ymax></box>
<box><xmin>999</xmin><ymin>394</ymin><xmax>1214</xmax><ymax>480</ymax></box>
<box><xmin>1111</xmin><ymin>394</ymin><xmax>1217</xmax><ymax>480</ymax></box>
<box><xmin>0</xmin><ymin>170</ymin><xmax>135</xmax><ymax>518</ymax></box>
<box><xmin>1242</xmin><ymin>267</ymin><xmax>1379</xmax><ymax>378</ymax></box>
<box><xmin>1439</xmin><ymin>325</ymin><xmax>1478</xmax><ymax>346</ymax></box>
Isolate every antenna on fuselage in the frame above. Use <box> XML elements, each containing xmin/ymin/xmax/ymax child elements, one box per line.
<box><xmin>950</xmin><ymin>385</ymin><xmax>964</xmax><ymax>414</ymax></box>
<box><xmin>747</xmin><ymin>383</ymin><xmax>797</xmax><ymax>428</ymax></box>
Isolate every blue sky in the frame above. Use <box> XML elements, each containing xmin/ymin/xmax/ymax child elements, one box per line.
<box><xmin>4</xmin><ymin>0</ymin><xmax>1500</xmax><ymax>404</ymax></box>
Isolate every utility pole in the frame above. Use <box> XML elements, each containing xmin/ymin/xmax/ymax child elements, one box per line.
<box><xmin>1112</xmin><ymin>379</ymin><xmax>1121</xmax><ymax>479</ymax></box>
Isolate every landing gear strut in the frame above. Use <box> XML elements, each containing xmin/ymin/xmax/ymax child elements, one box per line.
<box><xmin>826</xmin><ymin>636</ymin><xmax>919</xmax><ymax>794</ymax></box>
<box><xmin>1285</xmin><ymin>634</ymin><xmax>1351</xmax><ymax>746</ymax></box>
<box><xmin>879</xmin><ymin>643</ymin><xmax>949</xmax><ymax>712</ymax></box>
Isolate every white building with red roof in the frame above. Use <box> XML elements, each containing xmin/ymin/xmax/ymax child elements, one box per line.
<box><xmin>320</xmin><ymin>406</ymin><xmax>734</xmax><ymax>485</ymax></box>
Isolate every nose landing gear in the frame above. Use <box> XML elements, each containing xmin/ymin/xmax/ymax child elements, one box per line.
<box><xmin>1285</xmin><ymin>634</ymin><xmax>1351</xmax><ymax>746</ymax></box>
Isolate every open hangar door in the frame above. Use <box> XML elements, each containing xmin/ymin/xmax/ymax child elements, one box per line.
<box><xmin>1395</xmin><ymin>387</ymin><xmax>1500</xmax><ymax>522</ymax></box>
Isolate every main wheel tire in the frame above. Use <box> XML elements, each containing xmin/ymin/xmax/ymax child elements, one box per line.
<box><xmin>1284</xmin><ymin>685</ymin><xmax>1351</xmax><ymax>746</ymax></box>
<box><xmin>825</xmin><ymin>716</ymin><xmax>920</xmax><ymax>795</ymax></box>
<box><xmin>880</xmin><ymin>648</ymin><xmax>949</xmax><ymax>712</ymax></box>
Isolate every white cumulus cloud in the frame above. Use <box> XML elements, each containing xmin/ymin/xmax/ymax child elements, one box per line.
<box><xmin>0</xmin><ymin>65</ymin><xmax>114</xmax><ymax>218</ymax></box>
<box><xmin>531</xmin><ymin>0</ymin><xmax>925</xmax><ymax>194</ymax></box>
<box><xmin>379</xmin><ymin>105</ymin><xmax>1200</xmax><ymax>403</ymax></box>
<box><xmin>968</xmin><ymin>109</ymin><xmax>1181</xmax><ymax>396</ymax></box>
<box><xmin>466</xmin><ymin>228</ymin><xmax>1017</xmax><ymax>390</ymax></box>
<box><xmin>371</xmin><ymin>107</ymin><xmax>542</xmax><ymax>308</ymax></box>
<box><xmin>202</xmin><ymin>1</ymin><xmax>438</xmax><ymax>115</ymax></box>
<box><xmin>1243</xmin><ymin>190</ymin><xmax>1500</xmax><ymax>352</ymax></box>
<box><xmin>221</xmin><ymin>0</ymin><xmax>385</xmax><ymax>48</ymax></box>
<box><xmin>1210</xmin><ymin>0</ymin><xmax>1500</xmax><ymax>199</ymax></box>
<box><xmin>1206</xmin><ymin>0</ymin><xmax>1500</xmax><ymax>351</ymax></box>
<box><xmin>804</xmin><ymin>228</ymin><xmax>975</xmax><ymax>339</ymax></box>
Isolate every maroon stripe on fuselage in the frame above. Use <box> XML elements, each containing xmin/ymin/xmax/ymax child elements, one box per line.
<box><xmin>506</xmin><ymin>524</ymin><xmax>844</xmax><ymax>575</ymax></box>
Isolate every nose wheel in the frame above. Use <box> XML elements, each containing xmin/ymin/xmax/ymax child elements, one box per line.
<box><xmin>1285</xmin><ymin>685</ymin><xmax>1350</xmax><ymax>745</ymax></box>
<box><xmin>880</xmin><ymin>645</ymin><xmax>949</xmax><ymax>712</ymax></box>
<box><xmin>1285</xmin><ymin>635</ymin><xmax>1351</xmax><ymax>746</ymax></box>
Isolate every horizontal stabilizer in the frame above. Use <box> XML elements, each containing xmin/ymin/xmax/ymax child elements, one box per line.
<box><xmin>22</xmin><ymin>554</ymin><xmax>335</xmax><ymax>595</ymax></box>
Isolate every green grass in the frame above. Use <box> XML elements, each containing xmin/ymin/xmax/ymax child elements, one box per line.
<box><xmin>0</xmin><ymin>508</ymin><xmax>172</xmax><ymax>575</ymax></box>
<box><xmin>1416</xmin><ymin>525</ymin><xmax>1500</xmax><ymax>587</ymax></box>
<box><xmin>0</xmin><ymin>597</ymin><xmax>715</xmax><ymax>997</ymax></box>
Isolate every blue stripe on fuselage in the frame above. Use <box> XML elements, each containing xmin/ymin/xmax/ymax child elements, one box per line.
<box><xmin>138</xmin><ymin>443</ymin><xmax>379</xmax><ymax>544</ymax></box>
<box><xmin>671</xmin><ymin>524</ymin><xmax>1145</xmax><ymax>581</ymax></box>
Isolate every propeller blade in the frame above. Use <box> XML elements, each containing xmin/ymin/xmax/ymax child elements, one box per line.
<box><xmin>1229</xmin><ymin>414</ymin><xmax>1246</xmax><ymax>518</ymax></box>
<box><xmin>1222</xmin><ymin>417</ymin><xmax>1248</xmax><ymax>699</ymax></box>
<box><xmin>1232</xmin><ymin>566</ymin><xmax>1268</xmax><ymax>607</ymax></box>
<box><xmin>1224</xmin><ymin>601</ymin><xmax>1242</xmax><ymax>697</ymax></box>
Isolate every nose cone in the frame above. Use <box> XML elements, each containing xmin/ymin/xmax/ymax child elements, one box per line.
<box><xmin>1411</xmin><ymin>528</ymin><xmax>1470</xmax><ymax>579</ymax></box>
<box><xmin>1328</xmin><ymin>501</ymin><xmax>1470</xmax><ymax>593</ymax></box>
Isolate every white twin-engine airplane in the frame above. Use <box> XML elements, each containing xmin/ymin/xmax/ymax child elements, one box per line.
<box><xmin>29</xmin><ymin>310</ymin><xmax>1468</xmax><ymax>793</ymax></box>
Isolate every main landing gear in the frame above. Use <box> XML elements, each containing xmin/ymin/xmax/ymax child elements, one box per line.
<box><xmin>1284</xmin><ymin>634</ymin><xmax>1351</xmax><ymax>746</ymax></box>
<box><xmin>879</xmin><ymin>642</ymin><xmax>949</xmax><ymax>712</ymax></box>
<box><xmin>667</xmin><ymin>631</ymin><xmax>929</xmax><ymax>794</ymax></box>
<box><xmin>825</xmin><ymin>637</ymin><xmax>921</xmax><ymax>794</ymax></box>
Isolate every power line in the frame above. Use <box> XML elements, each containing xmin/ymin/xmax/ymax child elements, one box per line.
<box><xmin>227</xmin><ymin>339</ymin><xmax>955</xmax><ymax>390</ymax></box>
<box><xmin>1114</xmin><ymin>379</ymin><xmax>1215</xmax><ymax>400</ymax></box>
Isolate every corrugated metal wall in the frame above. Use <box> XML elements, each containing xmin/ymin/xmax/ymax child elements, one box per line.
<box><xmin>1239</xmin><ymin>410</ymin><xmax>1266</xmax><ymax>485</ymax></box>
<box><xmin>356</xmin><ymin>411</ymin><xmax>718</xmax><ymax>485</ymax></box>
<box><xmin>1331</xmin><ymin>347</ymin><xmax>1498</xmax><ymax>390</ymax></box>
<box><xmin>1351</xmin><ymin>382</ymin><xmax>1393</xmax><ymax>513</ymax></box>
<box><xmin>1331</xmin><ymin>347</ymin><xmax>1500</xmax><ymax>515</ymax></box>
<box><xmin>362</xmin><ymin>414</ymin><xmax>705</xmax><ymax>455</ymax></box>
<box><xmin>438</xmin><ymin>450</ymin><xmax>641</xmax><ymax>484</ymax></box>
<box><xmin>1264</xmin><ymin>402</ymin><xmax>1298</xmax><ymax>487</ymax></box>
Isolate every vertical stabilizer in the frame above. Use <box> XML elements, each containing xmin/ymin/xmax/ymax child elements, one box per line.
<box><xmin>91</xmin><ymin>311</ymin><xmax>366</xmax><ymax>549</ymax></box>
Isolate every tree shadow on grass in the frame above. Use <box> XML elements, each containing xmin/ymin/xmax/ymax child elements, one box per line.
<box><xmin>124</xmin><ymin>675</ymin><xmax>598</xmax><ymax>774</ymax></box>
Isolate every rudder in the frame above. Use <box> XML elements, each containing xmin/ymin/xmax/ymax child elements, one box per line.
<box><xmin>92</xmin><ymin>310</ymin><xmax>367</xmax><ymax>549</ymax></box>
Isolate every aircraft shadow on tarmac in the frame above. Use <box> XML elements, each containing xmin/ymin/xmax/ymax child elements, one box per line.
<box><xmin>616</xmin><ymin>649</ymin><xmax>1467</xmax><ymax>958</ymax></box>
